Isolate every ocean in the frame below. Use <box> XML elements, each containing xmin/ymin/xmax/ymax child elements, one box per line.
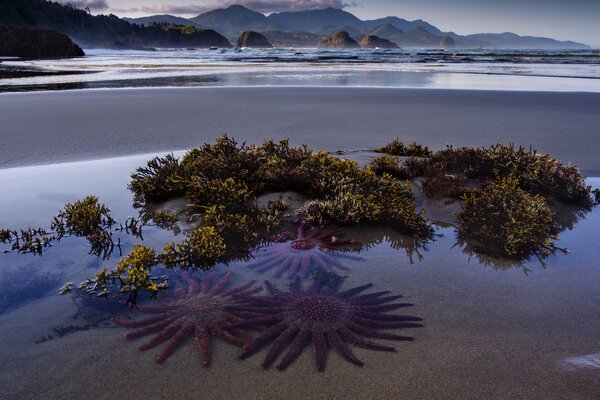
<box><xmin>1</xmin><ymin>47</ymin><xmax>600</xmax><ymax>92</ymax></box>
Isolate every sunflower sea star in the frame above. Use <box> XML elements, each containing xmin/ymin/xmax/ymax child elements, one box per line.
<box><xmin>115</xmin><ymin>271</ymin><xmax>260</xmax><ymax>366</ymax></box>
<box><xmin>247</xmin><ymin>226</ymin><xmax>362</xmax><ymax>278</ymax></box>
<box><xmin>228</xmin><ymin>276</ymin><xmax>422</xmax><ymax>371</ymax></box>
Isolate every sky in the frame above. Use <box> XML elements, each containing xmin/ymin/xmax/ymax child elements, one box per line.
<box><xmin>63</xmin><ymin>0</ymin><xmax>600</xmax><ymax>46</ymax></box>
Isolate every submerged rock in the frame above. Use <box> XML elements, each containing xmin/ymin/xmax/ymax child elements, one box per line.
<box><xmin>0</xmin><ymin>26</ymin><xmax>84</xmax><ymax>58</ymax></box>
<box><xmin>360</xmin><ymin>35</ymin><xmax>399</xmax><ymax>49</ymax></box>
<box><xmin>237</xmin><ymin>31</ymin><xmax>272</xmax><ymax>48</ymax></box>
<box><xmin>318</xmin><ymin>31</ymin><xmax>360</xmax><ymax>49</ymax></box>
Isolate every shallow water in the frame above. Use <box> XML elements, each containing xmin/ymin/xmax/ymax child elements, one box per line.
<box><xmin>2</xmin><ymin>48</ymin><xmax>600</xmax><ymax>92</ymax></box>
<box><xmin>0</xmin><ymin>154</ymin><xmax>599</xmax><ymax>399</ymax></box>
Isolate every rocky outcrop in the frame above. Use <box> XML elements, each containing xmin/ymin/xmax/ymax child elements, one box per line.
<box><xmin>438</xmin><ymin>35</ymin><xmax>455</xmax><ymax>49</ymax></box>
<box><xmin>359</xmin><ymin>35</ymin><xmax>399</xmax><ymax>49</ymax></box>
<box><xmin>237</xmin><ymin>31</ymin><xmax>272</xmax><ymax>48</ymax></box>
<box><xmin>317</xmin><ymin>31</ymin><xmax>359</xmax><ymax>48</ymax></box>
<box><xmin>0</xmin><ymin>26</ymin><xmax>84</xmax><ymax>58</ymax></box>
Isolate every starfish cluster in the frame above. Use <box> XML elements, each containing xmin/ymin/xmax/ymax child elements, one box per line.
<box><xmin>116</xmin><ymin>227</ymin><xmax>422</xmax><ymax>371</ymax></box>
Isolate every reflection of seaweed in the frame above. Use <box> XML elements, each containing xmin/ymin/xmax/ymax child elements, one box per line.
<box><xmin>36</xmin><ymin>287</ymin><xmax>128</xmax><ymax>344</ymax></box>
<box><xmin>0</xmin><ymin>267</ymin><xmax>60</xmax><ymax>314</ymax></box>
<box><xmin>1</xmin><ymin>196</ymin><xmax>143</xmax><ymax>259</ymax></box>
<box><xmin>456</xmin><ymin>238</ymin><xmax>539</xmax><ymax>273</ymax></box>
<box><xmin>230</xmin><ymin>276</ymin><xmax>423</xmax><ymax>371</ymax></box>
<box><xmin>70</xmin><ymin>287</ymin><xmax>128</xmax><ymax>326</ymax></box>
<box><xmin>350</xmin><ymin>226</ymin><xmax>430</xmax><ymax>264</ymax></box>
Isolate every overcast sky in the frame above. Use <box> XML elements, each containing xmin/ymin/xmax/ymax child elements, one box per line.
<box><xmin>65</xmin><ymin>0</ymin><xmax>600</xmax><ymax>46</ymax></box>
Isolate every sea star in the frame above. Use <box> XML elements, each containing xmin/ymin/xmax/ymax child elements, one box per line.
<box><xmin>229</xmin><ymin>276</ymin><xmax>422</xmax><ymax>371</ymax></box>
<box><xmin>247</xmin><ymin>226</ymin><xmax>362</xmax><ymax>278</ymax></box>
<box><xmin>115</xmin><ymin>271</ymin><xmax>260</xmax><ymax>366</ymax></box>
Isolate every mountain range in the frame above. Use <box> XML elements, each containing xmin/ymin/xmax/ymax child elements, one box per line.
<box><xmin>125</xmin><ymin>5</ymin><xmax>589</xmax><ymax>49</ymax></box>
<box><xmin>0</xmin><ymin>0</ymin><xmax>590</xmax><ymax>50</ymax></box>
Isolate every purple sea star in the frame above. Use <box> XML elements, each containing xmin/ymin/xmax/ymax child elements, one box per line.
<box><xmin>115</xmin><ymin>271</ymin><xmax>260</xmax><ymax>366</ymax></box>
<box><xmin>229</xmin><ymin>276</ymin><xmax>422</xmax><ymax>371</ymax></box>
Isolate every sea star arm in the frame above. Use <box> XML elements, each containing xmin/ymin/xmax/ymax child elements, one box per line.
<box><xmin>194</xmin><ymin>324</ymin><xmax>211</xmax><ymax>366</ymax></box>
<box><xmin>337</xmin><ymin>328</ymin><xmax>396</xmax><ymax>352</ymax></box>
<box><xmin>337</xmin><ymin>283</ymin><xmax>374</xmax><ymax>298</ymax></box>
<box><xmin>155</xmin><ymin>320</ymin><xmax>194</xmax><ymax>363</ymax></box>
<box><xmin>137</xmin><ymin>317</ymin><xmax>186</xmax><ymax>351</ymax></box>
<box><xmin>277</xmin><ymin>330</ymin><xmax>311</xmax><ymax>371</ymax></box>
<box><xmin>347</xmin><ymin>322</ymin><xmax>414</xmax><ymax>341</ymax></box>
<box><xmin>326</xmin><ymin>330</ymin><xmax>364</xmax><ymax>367</ymax></box>
<box><xmin>313</xmin><ymin>332</ymin><xmax>328</xmax><ymax>372</ymax></box>
<box><xmin>208</xmin><ymin>271</ymin><xmax>233</xmax><ymax>295</ymax></box>
<box><xmin>123</xmin><ymin>314</ymin><xmax>182</xmax><ymax>339</ymax></box>
<box><xmin>240</xmin><ymin>322</ymin><xmax>288</xmax><ymax>359</ymax></box>
<box><xmin>262</xmin><ymin>326</ymin><xmax>300</xmax><ymax>369</ymax></box>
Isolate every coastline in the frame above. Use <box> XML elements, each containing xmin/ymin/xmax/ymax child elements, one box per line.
<box><xmin>1</xmin><ymin>86</ymin><xmax>600</xmax><ymax>174</ymax></box>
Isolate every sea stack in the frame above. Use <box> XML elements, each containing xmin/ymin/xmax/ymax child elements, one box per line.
<box><xmin>318</xmin><ymin>31</ymin><xmax>360</xmax><ymax>48</ymax></box>
<box><xmin>439</xmin><ymin>35</ymin><xmax>456</xmax><ymax>49</ymax></box>
<box><xmin>237</xmin><ymin>31</ymin><xmax>273</xmax><ymax>48</ymax></box>
<box><xmin>0</xmin><ymin>26</ymin><xmax>84</xmax><ymax>58</ymax></box>
<box><xmin>359</xmin><ymin>35</ymin><xmax>399</xmax><ymax>49</ymax></box>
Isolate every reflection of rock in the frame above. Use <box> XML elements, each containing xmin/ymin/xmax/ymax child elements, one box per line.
<box><xmin>318</xmin><ymin>31</ymin><xmax>360</xmax><ymax>48</ymax></box>
<box><xmin>237</xmin><ymin>31</ymin><xmax>272</xmax><ymax>48</ymax></box>
<box><xmin>0</xmin><ymin>26</ymin><xmax>85</xmax><ymax>58</ymax></box>
<box><xmin>360</xmin><ymin>35</ymin><xmax>399</xmax><ymax>49</ymax></box>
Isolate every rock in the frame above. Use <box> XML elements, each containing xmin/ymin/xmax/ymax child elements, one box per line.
<box><xmin>439</xmin><ymin>35</ymin><xmax>456</xmax><ymax>49</ymax></box>
<box><xmin>359</xmin><ymin>35</ymin><xmax>399</xmax><ymax>49</ymax></box>
<box><xmin>0</xmin><ymin>26</ymin><xmax>84</xmax><ymax>58</ymax></box>
<box><xmin>317</xmin><ymin>31</ymin><xmax>360</xmax><ymax>48</ymax></box>
<box><xmin>237</xmin><ymin>31</ymin><xmax>272</xmax><ymax>48</ymax></box>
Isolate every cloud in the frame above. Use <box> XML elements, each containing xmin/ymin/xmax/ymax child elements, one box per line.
<box><xmin>57</xmin><ymin>0</ymin><xmax>110</xmax><ymax>11</ymax></box>
<box><xmin>115</xmin><ymin>0</ymin><xmax>350</xmax><ymax>16</ymax></box>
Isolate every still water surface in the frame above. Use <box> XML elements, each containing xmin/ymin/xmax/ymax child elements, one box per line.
<box><xmin>0</xmin><ymin>155</ymin><xmax>599</xmax><ymax>399</ymax></box>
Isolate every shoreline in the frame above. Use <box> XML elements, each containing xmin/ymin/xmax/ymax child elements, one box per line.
<box><xmin>1</xmin><ymin>86</ymin><xmax>600</xmax><ymax>174</ymax></box>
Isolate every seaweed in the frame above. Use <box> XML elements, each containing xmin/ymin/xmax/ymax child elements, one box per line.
<box><xmin>369</xmin><ymin>155</ymin><xmax>411</xmax><ymax>180</ymax></box>
<box><xmin>129</xmin><ymin>153</ymin><xmax>185</xmax><ymax>206</ymax></box>
<box><xmin>375</xmin><ymin>138</ymin><xmax>433</xmax><ymax>157</ymax></box>
<box><xmin>1</xmin><ymin>196</ymin><xmax>142</xmax><ymax>259</ymax></box>
<box><xmin>456</xmin><ymin>178</ymin><xmax>566</xmax><ymax>259</ymax></box>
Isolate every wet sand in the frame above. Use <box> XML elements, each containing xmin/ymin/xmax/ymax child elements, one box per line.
<box><xmin>1</xmin><ymin>87</ymin><xmax>600</xmax><ymax>174</ymax></box>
